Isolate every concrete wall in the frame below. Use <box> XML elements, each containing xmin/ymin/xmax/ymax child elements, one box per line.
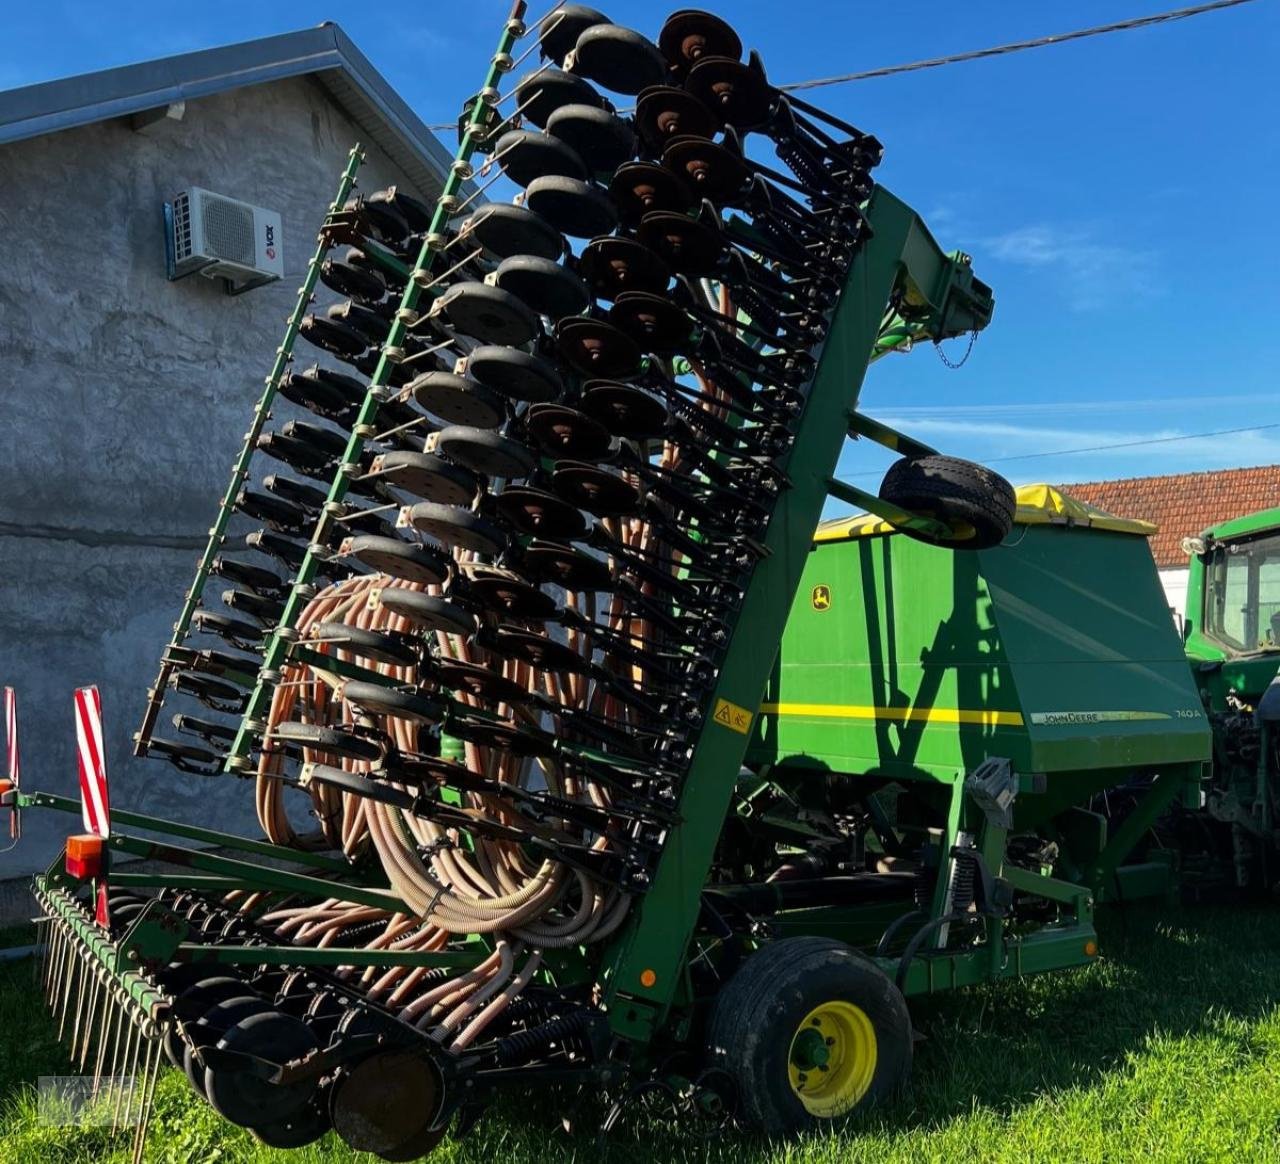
<box><xmin>0</xmin><ymin>76</ymin><xmax>424</xmax><ymax>881</ymax></box>
<box><xmin>1159</xmin><ymin>567</ymin><xmax>1190</xmax><ymax>630</ymax></box>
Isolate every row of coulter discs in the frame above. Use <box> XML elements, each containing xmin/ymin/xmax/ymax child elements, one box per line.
<box><xmin>115</xmin><ymin>5</ymin><xmax>888</xmax><ymax>1156</ymax></box>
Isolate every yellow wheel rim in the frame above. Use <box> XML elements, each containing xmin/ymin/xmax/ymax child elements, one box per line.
<box><xmin>786</xmin><ymin>1000</ymin><xmax>877</xmax><ymax>1118</ymax></box>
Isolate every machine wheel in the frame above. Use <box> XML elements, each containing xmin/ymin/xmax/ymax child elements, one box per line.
<box><xmin>878</xmin><ymin>454</ymin><xmax>1015</xmax><ymax>550</ymax></box>
<box><xmin>707</xmin><ymin>936</ymin><xmax>911</xmax><ymax>1135</ymax></box>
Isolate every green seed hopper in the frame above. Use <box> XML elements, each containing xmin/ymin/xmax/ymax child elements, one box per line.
<box><xmin>751</xmin><ymin>484</ymin><xmax>1211</xmax><ymax>831</ymax></box>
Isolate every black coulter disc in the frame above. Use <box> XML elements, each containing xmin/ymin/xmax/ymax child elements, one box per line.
<box><xmin>494</xmin><ymin>485</ymin><xmax>589</xmax><ymax>540</ymax></box>
<box><xmin>211</xmin><ymin>557</ymin><xmax>284</xmax><ymax>594</ymax></box>
<box><xmin>436</xmin><ymin>658</ymin><xmax>532</xmax><ymax>705</ymax></box>
<box><xmin>436</xmin><ymin>425</ymin><xmax>538</xmax><ymax>480</ymax></box>
<box><xmin>270</xmin><ymin>721</ymin><xmax>387</xmax><ymax>762</ymax></box>
<box><xmin>659</xmin><ymin>9</ymin><xmax>744</xmax><ymax>75</ymax></box>
<box><xmin>408</xmin><ymin>501</ymin><xmax>509</xmax><ymax>556</ymax></box>
<box><xmin>299</xmin><ymin>313</ymin><xmax>367</xmax><ymax>358</ymax></box>
<box><xmin>489</xmin><ymin>626</ymin><xmax>586</xmax><ymax>674</ymax></box>
<box><xmin>344</xmin><ymin>535</ymin><xmax>451</xmax><ymax>585</ymax></box>
<box><xmin>524</xmin><ymin>175</ymin><xmax>619</xmax><ymax>239</ymax></box>
<box><xmin>525</xmin><ymin>403</ymin><xmax>615</xmax><ymax>460</ymax></box>
<box><xmin>460</xmin><ymin>565</ymin><xmax>561</xmax><ymax>620</ymax></box>
<box><xmin>608</xmin><ymin>161</ymin><xmax>696</xmax><ymax>227</ymax></box>
<box><xmin>235</xmin><ymin>489</ymin><xmax>308</xmax><ymax>533</ymax></box>
<box><xmin>636</xmin><ymin>84</ymin><xmax>720</xmax><ymax>149</ymax></box>
<box><xmin>263</xmin><ymin>474</ymin><xmax>327</xmax><ymax>511</ymax></box>
<box><xmin>327</xmin><ymin>299</ymin><xmax>393</xmax><ymax>347</ymax></box>
<box><xmin>205</xmin><ymin>1011</ymin><xmax>319</xmax><ymax>1127</ymax></box>
<box><xmin>465</xmin><ymin>345</ymin><xmax>565</xmax><ymax>403</ymax></box>
<box><xmin>579</xmin><ymin>379</ymin><xmax>671</xmax><ymax>439</ymax></box>
<box><xmin>637</xmin><ymin>210</ymin><xmax>724</xmax><ymax>275</ymax></box>
<box><xmin>368</xmin><ymin>185</ymin><xmax>434</xmax><ymax>234</ymax></box>
<box><xmin>192</xmin><ymin>611</ymin><xmax>265</xmax><ymax>648</ymax></box>
<box><xmin>569</xmin><ymin>25</ymin><xmax>667</xmax><ymax>95</ymax></box>
<box><xmin>185</xmin><ymin>996</ymin><xmax>271</xmax><ymax>1098</ymax></box>
<box><xmin>409</xmin><ymin>371</ymin><xmax>506</xmax><ymax>429</ymax></box>
<box><xmin>342</xmin><ymin>681</ymin><xmax>445</xmax><ymax>725</ymax></box>
<box><xmin>250</xmin><ymin>1107</ymin><xmax>329</xmax><ymax>1149</ymax></box>
<box><xmin>552</xmin><ymin>461</ymin><xmax>643</xmax><ymax>516</ymax></box>
<box><xmin>685</xmin><ymin>55</ymin><xmax>775</xmax><ymax>130</ymax></box>
<box><xmin>370</xmin><ymin>450</ymin><xmax>478</xmax><ymax>506</ymax></box>
<box><xmin>461</xmin><ymin>202</ymin><xmax>564</xmax><ymax>261</ymax></box>
<box><xmin>319</xmin><ymin>257</ymin><xmax>386</xmax><ymax>305</ymax></box>
<box><xmin>495</xmin><ymin>129</ymin><xmax>588</xmax><ymax>188</ymax></box>
<box><xmin>578</xmin><ymin>235</ymin><xmax>671</xmax><ymax>299</ymax></box>
<box><xmin>609</xmin><ymin>291</ymin><xmax>696</xmax><ymax>356</ymax></box>
<box><xmin>520</xmin><ymin>539</ymin><xmax>614</xmax><ymax>591</ymax></box>
<box><xmin>546</xmin><ymin>103</ymin><xmax>636</xmax><ymax>173</ymax></box>
<box><xmin>554</xmin><ymin>316</ymin><xmax>642</xmax><ymax>379</ymax></box>
<box><xmin>435</xmin><ymin>282</ymin><xmax>541</xmax><ymax>348</ymax></box>
<box><xmin>306</xmin><ymin>623</ymin><xmax>420</xmax><ymax>667</ymax></box>
<box><xmin>540</xmin><ymin>5</ymin><xmax>611</xmax><ymax>66</ymax></box>
<box><xmin>495</xmin><ymin>254</ymin><xmax>591</xmax><ymax>321</ymax></box>
<box><xmin>165</xmin><ymin>977</ymin><xmax>244</xmax><ymax>1067</ymax></box>
<box><xmin>663</xmin><ymin>134</ymin><xmax>751</xmax><ymax>205</ymax></box>
<box><xmin>514</xmin><ymin>66</ymin><xmax>605</xmax><ymax>129</ymax></box>
<box><xmin>330</xmin><ymin>1051</ymin><xmax>445</xmax><ymax>1158</ymax></box>
<box><xmin>378</xmin><ymin>589</ymin><xmax>478</xmax><ymax>636</ymax></box>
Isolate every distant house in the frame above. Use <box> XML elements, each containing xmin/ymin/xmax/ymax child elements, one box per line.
<box><xmin>0</xmin><ymin>26</ymin><xmax>452</xmax><ymax>881</ymax></box>
<box><xmin>1065</xmin><ymin>465</ymin><xmax>1280</xmax><ymax>618</ymax></box>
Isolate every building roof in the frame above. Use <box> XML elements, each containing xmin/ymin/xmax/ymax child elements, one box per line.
<box><xmin>0</xmin><ymin>24</ymin><xmax>454</xmax><ymax>199</ymax></box>
<box><xmin>1064</xmin><ymin>465</ymin><xmax>1280</xmax><ymax>568</ymax></box>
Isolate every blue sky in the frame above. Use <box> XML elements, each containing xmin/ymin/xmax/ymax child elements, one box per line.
<box><xmin>4</xmin><ymin>1</ymin><xmax>1278</xmax><ymax>496</ymax></box>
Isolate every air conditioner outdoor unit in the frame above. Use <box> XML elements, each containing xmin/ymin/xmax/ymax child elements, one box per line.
<box><xmin>167</xmin><ymin>187</ymin><xmax>283</xmax><ymax>292</ymax></box>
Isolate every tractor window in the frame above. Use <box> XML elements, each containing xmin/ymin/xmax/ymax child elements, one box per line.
<box><xmin>1205</xmin><ymin>533</ymin><xmax>1280</xmax><ymax>652</ymax></box>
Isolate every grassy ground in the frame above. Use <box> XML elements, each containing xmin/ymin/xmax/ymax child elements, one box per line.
<box><xmin>2</xmin><ymin>903</ymin><xmax>1279</xmax><ymax>1163</ymax></box>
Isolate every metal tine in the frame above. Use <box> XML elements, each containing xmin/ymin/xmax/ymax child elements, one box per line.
<box><xmin>121</xmin><ymin>1014</ymin><xmax>146</xmax><ymax>1135</ymax></box>
<box><xmin>44</xmin><ymin>912</ymin><xmax>64</xmax><ymax>1005</ymax></box>
<box><xmin>91</xmin><ymin>985</ymin><xmax>119</xmax><ymax>1095</ymax></box>
<box><xmin>109</xmin><ymin>999</ymin><xmax>133</xmax><ymax>1129</ymax></box>
<box><xmin>57</xmin><ymin>935</ymin><xmax>83</xmax><ymax>1042</ymax></box>
<box><xmin>112</xmin><ymin>1006</ymin><xmax>139</xmax><ymax>1132</ymax></box>
<box><xmin>68</xmin><ymin>945</ymin><xmax>91</xmax><ymax>1052</ymax></box>
<box><xmin>78</xmin><ymin>968</ymin><xmax>104</xmax><ymax>1070</ymax></box>
<box><xmin>41</xmin><ymin>914</ymin><xmax>60</xmax><ymax>1003</ymax></box>
<box><xmin>131</xmin><ymin>1030</ymin><xmax>162</xmax><ymax>1164</ymax></box>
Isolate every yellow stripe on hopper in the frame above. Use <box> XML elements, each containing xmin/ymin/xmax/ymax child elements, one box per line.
<box><xmin>758</xmin><ymin>702</ymin><xmax>1024</xmax><ymax>727</ymax></box>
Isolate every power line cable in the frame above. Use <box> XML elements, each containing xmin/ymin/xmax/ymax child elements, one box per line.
<box><xmin>779</xmin><ymin>0</ymin><xmax>1261</xmax><ymax>90</ymax></box>
<box><xmin>836</xmin><ymin>422</ymin><xmax>1280</xmax><ymax>479</ymax></box>
<box><xmin>425</xmin><ymin>0</ymin><xmax>1262</xmax><ymax>125</ymax></box>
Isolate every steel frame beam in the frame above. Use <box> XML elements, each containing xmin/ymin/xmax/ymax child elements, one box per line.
<box><xmin>599</xmin><ymin>187</ymin><xmax>995</xmax><ymax>1038</ymax></box>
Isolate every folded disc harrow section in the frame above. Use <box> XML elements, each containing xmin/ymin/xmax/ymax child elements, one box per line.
<box><xmin>42</xmin><ymin>3</ymin><xmax>996</xmax><ymax>1155</ymax></box>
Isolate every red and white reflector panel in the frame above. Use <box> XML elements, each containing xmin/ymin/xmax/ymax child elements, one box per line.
<box><xmin>74</xmin><ymin>686</ymin><xmax>110</xmax><ymax>839</ymax></box>
<box><xmin>3</xmin><ymin>687</ymin><xmax>18</xmax><ymax>840</ymax></box>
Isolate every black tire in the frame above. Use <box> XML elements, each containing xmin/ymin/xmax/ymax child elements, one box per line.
<box><xmin>707</xmin><ymin>936</ymin><xmax>912</xmax><ymax>1136</ymax></box>
<box><xmin>878</xmin><ymin>454</ymin><xmax>1015</xmax><ymax>551</ymax></box>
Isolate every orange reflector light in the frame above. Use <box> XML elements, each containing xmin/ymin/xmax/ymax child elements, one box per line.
<box><xmin>65</xmin><ymin>834</ymin><xmax>104</xmax><ymax>880</ymax></box>
<box><xmin>639</xmin><ymin>969</ymin><xmax>657</xmax><ymax>988</ymax></box>
<box><xmin>0</xmin><ymin>778</ymin><xmax>12</xmax><ymax>801</ymax></box>
<box><xmin>1084</xmin><ymin>939</ymin><xmax>1099</xmax><ymax>957</ymax></box>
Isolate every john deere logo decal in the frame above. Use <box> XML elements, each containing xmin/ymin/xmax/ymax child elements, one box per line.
<box><xmin>811</xmin><ymin>584</ymin><xmax>832</xmax><ymax>611</ymax></box>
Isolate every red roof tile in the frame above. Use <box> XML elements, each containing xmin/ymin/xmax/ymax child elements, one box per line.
<box><xmin>1061</xmin><ymin>465</ymin><xmax>1280</xmax><ymax>568</ymax></box>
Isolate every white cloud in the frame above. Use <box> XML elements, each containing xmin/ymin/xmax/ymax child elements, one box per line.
<box><xmin>982</xmin><ymin>223</ymin><xmax>1159</xmax><ymax>311</ymax></box>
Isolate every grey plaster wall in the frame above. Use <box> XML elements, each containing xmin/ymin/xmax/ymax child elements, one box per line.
<box><xmin>0</xmin><ymin>76</ymin><xmax>423</xmax><ymax>882</ymax></box>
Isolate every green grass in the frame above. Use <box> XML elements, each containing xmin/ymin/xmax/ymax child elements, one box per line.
<box><xmin>3</xmin><ymin>903</ymin><xmax>1280</xmax><ymax>1163</ymax></box>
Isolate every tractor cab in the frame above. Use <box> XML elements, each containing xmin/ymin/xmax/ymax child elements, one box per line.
<box><xmin>1184</xmin><ymin>507</ymin><xmax>1280</xmax><ymax>709</ymax></box>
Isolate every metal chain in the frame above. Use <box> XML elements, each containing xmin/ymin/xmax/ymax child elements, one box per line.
<box><xmin>935</xmin><ymin>328</ymin><xmax>978</xmax><ymax>369</ymax></box>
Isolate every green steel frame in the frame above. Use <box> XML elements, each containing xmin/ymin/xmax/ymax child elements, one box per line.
<box><xmin>136</xmin><ymin>146</ymin><xmax>369</xmax><ymax>754</ymax></box>
<box><xmin>600</xmin><ymin>188</ymin><xmax>995</xmax><ymax>1036</ymax></box>
<box><xmin>225</xmin><ymin>3</ymin><xmax>530</xmax><ymax>773</ymax></box>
